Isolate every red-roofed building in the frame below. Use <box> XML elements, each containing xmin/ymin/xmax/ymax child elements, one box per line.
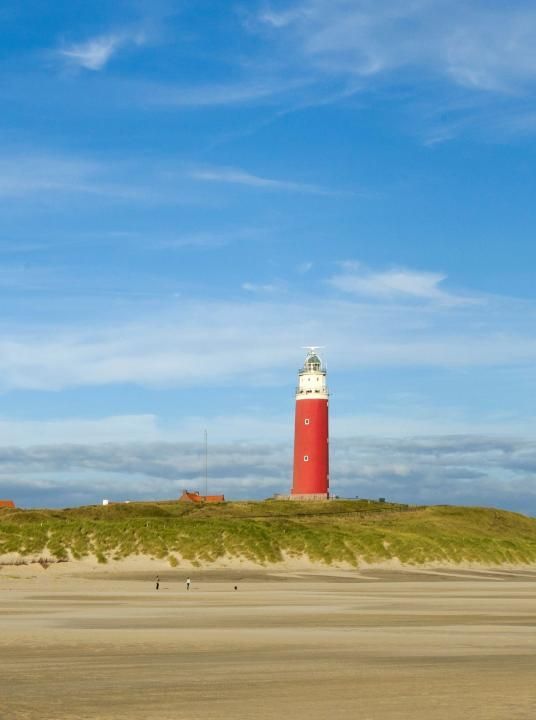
<box><xmin>179</xmin><ymin>490</ymin><xmax>224</xmax><ymax>504</ymax></box>
<box><xmin>0</xmin><ymin>500</ymin><xmax>15</xmax><ymax>508</ymax></box>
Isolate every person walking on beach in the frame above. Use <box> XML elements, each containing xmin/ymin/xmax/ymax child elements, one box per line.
<box><xmin>186</xmin><ymin>577</ymin><xmax>191</xmax><ymax>591</ymax></box>
<box><xmin>156</xmin><ymin>576</ymin><xmax>160</xmax><ymax>591</ymax></box>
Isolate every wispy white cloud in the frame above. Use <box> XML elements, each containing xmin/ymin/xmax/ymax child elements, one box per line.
<box><xmin>0</xmin><ymin>415</ymin><xmax>161</xmax><ymax>447</ymax></box>
<box><xmin>190</xmin><ymin>165</ymin><xmax>335</xmax><ymax>195</ymax></box>
<box><xmin>255</xmin><ymin>1</ymin><xmax>536</xmax><ymax>94</ymax></box>
<box><xmin>58</xmin><ymin>31</ymin><xmax>145</xmax><ymax>71</ymax></box>
<box><xmin>9</xmin><ymin>403</ymin><xmax>536</xmax><ymax>450</ymax></box>
<box><xmin>297</xmin><ymin>261</ymin><xmax>313</xmax><ymax>274</ymax></box>
<box><xmin>158</xmin><ymin>227</ymin><xmax>269</xmax><ymax>249</ymax></box>
<box><xmin>0</xmin><ymin>152</ymin><xmax>343</xmax><ymax>207</ymax></box>
<box><xmin>158</xmin><ymin>231</ymin><xmax>230</xmax><ymax>249</ymax></box>
<box><xmin>0</xmin><ymin>152</ymin><xmax>207</xmax><ymax>206</ymax></box>
<box><xmin>242</xmin><ymin>282</ymin><xmax>280</xmax><ymax>293</ymax></box>
<box><xmin>0</xmin><ymin>154</ymin><xmax>100</xmax><ymax>198</ymax></box>
<box><xmin>0</xmin><ymin>153</ymin><xmax>157</xmax><ymax>203</ymax></box>
<box><xmin>258</xmin><ymin>8</ymin><xmax>305</xmax><ymax>29</ymax></box>
<box><xmin>327</xmin><ymin>262</ymin><xmax>479</xmax><ymax>306</ymax></box>
<box><xmin>248</xmin><ymin>1</ymin><xmax>536</xmax><ymax>142</ymax></box>
<box><xmin>148</xmin><ymin>79</ymin><xmax>306</xmax><ymax>107</ymax></box>
<box><xmin>0</xmin><ymin>276</ymin><xmax>535</xmax><ymax>393</ymax></box>
<box><xmin>59</xmin><ymin>35</ymin><xmax>122</xmax><ymax>71</ymax></box>
<box><xmin>0</xmin><ymin>265</ymin><xmax>57</xmax><ymax>291</ymax></box>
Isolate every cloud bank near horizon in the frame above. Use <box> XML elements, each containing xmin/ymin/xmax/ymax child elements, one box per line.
<box><xmin>1</xmin><ymin>434</ymin><xmax>535</xmax><ymax>515</ymax></box>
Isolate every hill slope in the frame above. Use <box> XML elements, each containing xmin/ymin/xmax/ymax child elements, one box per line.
<box><xmin>1</xmin><ymin>500</ymin><xmax>536</xmax><ymax>567</ymax></box>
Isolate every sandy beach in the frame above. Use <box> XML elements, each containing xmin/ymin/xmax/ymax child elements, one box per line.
<box><xmin>1</xmin><ymin>562</ymin><xmax>536</xmax><ymax>720</ymax></box>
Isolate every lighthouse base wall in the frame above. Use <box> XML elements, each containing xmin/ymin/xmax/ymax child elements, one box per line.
<box><xmin>274</xmin><ymin>492</ymin><xmax>330</xmax><ymax>501</ymax></box>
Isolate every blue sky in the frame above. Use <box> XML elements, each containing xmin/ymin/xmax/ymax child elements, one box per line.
<box><xmin>2</xmin><ymin>0</ymin><xmax>536</xmax><ymax>512</ymax></box>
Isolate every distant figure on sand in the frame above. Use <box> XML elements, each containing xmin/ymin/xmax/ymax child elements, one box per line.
<box><xmin>186</xmin><ymin>577</ymin><xmax>191</xmax><ymax>591</ymax></box>
<box><xmin>156</xmin><ymin>576</ymin><xmax>160</xmax><ymax>591</ymax></box>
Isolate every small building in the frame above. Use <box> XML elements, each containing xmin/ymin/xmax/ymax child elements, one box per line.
<box><xmin>179</xmin><ymin>490</ymin><xmax>224</xmax><ymax>504</ymax></box>
<box><xmin>0</xmin><ymin>500</ymin><xmax>15</xmax><ymax>509</ymax></box>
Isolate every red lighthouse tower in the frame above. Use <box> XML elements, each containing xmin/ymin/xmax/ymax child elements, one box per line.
<box><xmin>291</xmin><ymin>348</ymin><xmax>329</xmax><ymax>499</ymax></box>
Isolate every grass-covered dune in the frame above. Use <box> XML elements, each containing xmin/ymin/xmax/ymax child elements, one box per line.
<box><xmin>1</xmin><ymin>499</ymin><xmax>536</xmax><ymax>568</ymax></box>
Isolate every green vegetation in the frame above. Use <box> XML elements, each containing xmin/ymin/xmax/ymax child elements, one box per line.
<box><xmin>1</xmin><ymin>500</ymin><xmax>536</xmax><ymax>567</ymax></box>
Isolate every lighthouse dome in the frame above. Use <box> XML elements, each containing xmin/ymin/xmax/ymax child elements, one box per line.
<box><xmin>304</xmin><ymin>353</ymin><xmax>321</xmax><ymax>371</ymax></box>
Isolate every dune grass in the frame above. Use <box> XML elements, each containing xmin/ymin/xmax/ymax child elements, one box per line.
<box><xmin>1</xmin><ymin>500</ymin><xmax>536</xmax><ymax>567</ymax></box>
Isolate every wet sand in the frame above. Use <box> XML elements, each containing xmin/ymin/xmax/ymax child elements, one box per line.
<box><xmin>2</xmin><ymin>566</ymin><xmax>536</xmax><ymax>719</ymax></box>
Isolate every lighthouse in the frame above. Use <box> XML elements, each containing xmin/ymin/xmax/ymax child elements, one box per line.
<box><xmin>291</xmin><ymin>348</ymin><xmax>329</xmax><ymax>499</ymax></box>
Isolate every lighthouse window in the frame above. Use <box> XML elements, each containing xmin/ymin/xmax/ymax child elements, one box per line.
<box><xmin>303</xmin><ymin>455</ymin><xmax>309</xmax><ymax>462</ymax></box>
<box><xmin>304</xmin><ymin>419</ymin><xmax>310</xmax><ymax>425</ymax></box>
